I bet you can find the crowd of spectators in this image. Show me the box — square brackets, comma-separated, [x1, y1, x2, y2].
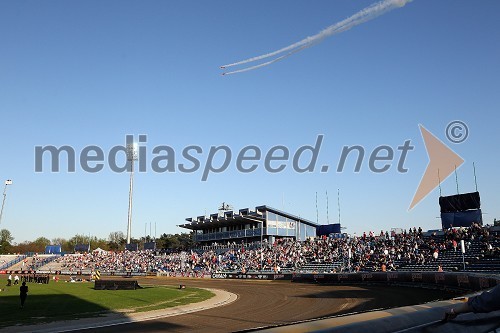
[18, 254, 57, 271]
[47, 223, 499, 275]
[52, 250, 157, 272]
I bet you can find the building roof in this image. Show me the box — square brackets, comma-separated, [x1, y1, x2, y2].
[256, 205, 318, 227]
[179, 205, 318, 231]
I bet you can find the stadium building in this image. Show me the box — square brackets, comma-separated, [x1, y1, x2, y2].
[180, 205, 322, 246]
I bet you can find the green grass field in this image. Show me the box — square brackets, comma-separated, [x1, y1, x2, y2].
[0, 280, 214, 328]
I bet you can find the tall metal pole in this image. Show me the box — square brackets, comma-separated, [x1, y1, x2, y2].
[326, 190, 329, 224]
[0, 180, 13, 227]
[473, 162, 478, 192]
[126, 160, 134, 244]
[260, 221, 263, 272]
[126, 143, 137, 245]
[461, 240, 466, 271]
[315, 192, 319, 224]
[337, 189, 341, 225]
[348, 247, 352, 273]
[438, 169, 442, 197]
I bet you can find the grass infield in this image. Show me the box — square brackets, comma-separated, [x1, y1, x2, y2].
[0, 280, 214, 328]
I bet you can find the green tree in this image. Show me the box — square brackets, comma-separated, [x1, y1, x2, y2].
[68, 234, 89, 247]
[90, 236, 109, 251]
[10, 241, 31, 254]
[107, 231, 126, 251]
[178, 232, 195, 249]
[158, 233, 194, 251]
[32, 236, 51, 253]
[52, 237, 71, 252]
[0, 229, 14, 254]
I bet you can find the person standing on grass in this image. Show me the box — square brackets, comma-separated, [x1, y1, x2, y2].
[20, 282, 28, 308]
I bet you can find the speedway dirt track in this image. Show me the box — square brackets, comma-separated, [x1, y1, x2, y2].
[78, 277, 457, 333]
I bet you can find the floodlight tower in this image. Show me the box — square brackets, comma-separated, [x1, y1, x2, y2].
[126, 143, 138, 245]
[0, 180, 13, 227]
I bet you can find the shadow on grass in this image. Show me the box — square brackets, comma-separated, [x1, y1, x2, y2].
[0, 293, 117, 328]
[0, 282, 207, 331]
[0, 289, 190, 331]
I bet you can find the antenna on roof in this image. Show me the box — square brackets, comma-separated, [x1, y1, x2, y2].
[218, 202, 233, 212]
[438, 169, 442, 197]
[473, 162, 478, 192]
[326, 190, 330, 224]
[315, 192, 319, 224]
[337, 189, 341, 225]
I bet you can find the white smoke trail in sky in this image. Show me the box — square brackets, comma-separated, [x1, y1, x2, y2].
[220, 0, 412, 74]
[222, 40, 323, 75]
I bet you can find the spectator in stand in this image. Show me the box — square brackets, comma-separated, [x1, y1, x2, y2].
[39, 223, 500, 276]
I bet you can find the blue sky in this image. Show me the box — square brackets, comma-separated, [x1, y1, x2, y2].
[1, 0, 499, 243]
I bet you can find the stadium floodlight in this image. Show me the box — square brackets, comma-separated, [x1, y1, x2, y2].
[126, 143, 138, 245]
[0, 179, 13, 226]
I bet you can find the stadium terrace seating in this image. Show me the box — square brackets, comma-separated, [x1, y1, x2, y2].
[37, 254, 86, 274]
[465, 258, 500, 274]
[6, 255, 58, 271]
[0, 254, 26, 270]
[396, 238, 500, 273]
[10, 225, 500, 277]
[298, 261, 344, 273]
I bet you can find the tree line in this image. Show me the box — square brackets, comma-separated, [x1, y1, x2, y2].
[0, 228, 194, 254]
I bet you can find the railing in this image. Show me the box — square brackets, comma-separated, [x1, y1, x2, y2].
[194, 228, 263, 242]
[35, 269, 148, 276]
[196, 241, 264, 252]
[258, 271, 500, 333]
[0, 255, 26, 270]
[33, 255, 59, 269]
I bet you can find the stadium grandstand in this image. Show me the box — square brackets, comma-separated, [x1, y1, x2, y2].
[0, 254, 25, 270]
[2, 198, 498, 277]
[179, 205, 320, 246]
[1, 222, 495, 277]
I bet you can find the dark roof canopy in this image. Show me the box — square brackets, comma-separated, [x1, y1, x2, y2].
[180, 205, 317, 231]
